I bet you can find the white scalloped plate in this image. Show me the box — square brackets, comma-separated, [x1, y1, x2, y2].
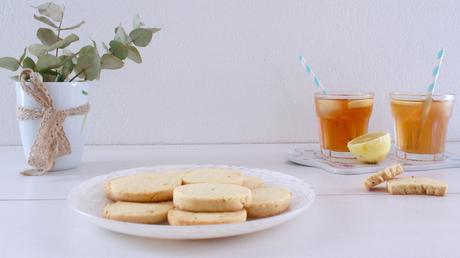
[67, 165, 315, 240]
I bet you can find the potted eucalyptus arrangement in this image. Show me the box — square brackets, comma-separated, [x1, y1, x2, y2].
[0, 2, 160, 175]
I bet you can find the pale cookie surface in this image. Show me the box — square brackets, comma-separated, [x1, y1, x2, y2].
[182, 167, 244, 185]
[168, 208, 247, 226]
[159, 170, 187, 183]
[387, 176, 448, 196]
[173, 183, 252, 212]
[242, 175, 265, 189]
[106, 173, 182, 202]
[103, 201, 174, 224]
[246, 187, 291, 218]
[364, 164, 403, 190]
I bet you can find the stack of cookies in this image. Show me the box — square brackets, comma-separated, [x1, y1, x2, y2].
[103, 167, 292, 225]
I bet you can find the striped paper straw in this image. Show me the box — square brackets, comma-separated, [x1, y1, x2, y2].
[299, 55, 326, 94]
[418, 48, 445, 143]
[427, 48, 445, 94]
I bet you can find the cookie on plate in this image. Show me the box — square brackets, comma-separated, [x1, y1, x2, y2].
[106, 173, 182, 202]
[182, 167, 244, 185]
[103, 201, 174, 224]
[173, 183, 252, 212]
[168, 208, 247, 226]
[242, 175, 265, 189]
[246, 187, 291, 218]
[363, 164, 403, 190]
[387, 176, 447, 196]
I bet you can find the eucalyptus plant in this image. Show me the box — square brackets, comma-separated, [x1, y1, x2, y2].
[0, 2, 160, 82]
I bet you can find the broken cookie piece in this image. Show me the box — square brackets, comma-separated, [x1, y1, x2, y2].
[387, 176, 448, 196]
[364, 164, 404, 190]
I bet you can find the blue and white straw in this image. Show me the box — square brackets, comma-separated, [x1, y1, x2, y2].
[299, 55, 326, 94]
[427, 48, 445, 94]
[419, 48, 446, 132]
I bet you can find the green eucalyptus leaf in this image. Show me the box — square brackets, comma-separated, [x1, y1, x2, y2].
[145, 28, 161, 33]
[75, 46, 101, 81]
[33, 14, 58, 28]
[129, 28, 153, 47]
[29, 44, 48, 56]
[60, 21, 85, 31]
[56, 73, 66, 82]
[36, 54, 60, 71]
[132, 14, 145, 29]
[22, 57, 36, 69]
[0, 57, 20, 71]
[18, 48, 27, 64]
[109, 40, 128, 59]
[62, 49, 78, 65]
[58, 54, 74, 65]
[40, 69, 58, 82]
[33, 2, 64, 22]
[62, 49, 73, 56]
[114, 26, 130, 44]
[101, 53, 124, 69]
[37, 28, 60, 45]
[59, 55, 74, 79]
[127, 45, 142, 63]
[44, 69, 58, 75]
[47, 33, 79, 50]
[79, 46, 95, 55]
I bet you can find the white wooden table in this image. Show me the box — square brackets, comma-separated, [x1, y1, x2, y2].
[1, 143, 459, 258]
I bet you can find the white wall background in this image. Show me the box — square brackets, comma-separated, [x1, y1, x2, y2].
[0, 0, 459, 145]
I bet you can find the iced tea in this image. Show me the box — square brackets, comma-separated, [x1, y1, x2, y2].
[390, 93, 454, 161]
[315, 92, 374, 158]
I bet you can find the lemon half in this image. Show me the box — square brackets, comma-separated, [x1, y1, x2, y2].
[347, 132, 391, 164]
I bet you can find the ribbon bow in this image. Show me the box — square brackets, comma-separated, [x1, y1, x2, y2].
[17, 69, 90, 176]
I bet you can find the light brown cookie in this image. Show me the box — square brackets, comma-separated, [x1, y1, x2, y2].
[103, 201, 174, 224]
[173, 183, 252, 212]
[106, 173, 182, 202]
[246, 187, 291, 218]
[242, 175, 265, 189]
[364, 164, 404, 190]
[167, 208, 247, 226]
[387, 176, 448, 196]
[182, 167, 244, 185]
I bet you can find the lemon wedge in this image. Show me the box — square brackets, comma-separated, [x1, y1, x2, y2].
[347, 132, 391, 163]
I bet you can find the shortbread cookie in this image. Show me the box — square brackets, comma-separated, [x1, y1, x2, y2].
[182, 167, 244, 185]
[167, 208, 247, 226]
[106, 173, 182, 202]
[103, 201, 174, 224]
[173, 183, 252, 212]
[387, 176, 448, 196]
[160, 170, 187, 183]
[246, 187, 291, 218]
[242, 175, 265, 189]
[364, 164, 403, 190]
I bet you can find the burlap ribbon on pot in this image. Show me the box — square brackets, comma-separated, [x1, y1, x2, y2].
[17, 69, 90, 176]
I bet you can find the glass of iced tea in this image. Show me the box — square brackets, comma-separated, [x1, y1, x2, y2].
[390, 92, 455, 161]
[315, 92, 374, 159]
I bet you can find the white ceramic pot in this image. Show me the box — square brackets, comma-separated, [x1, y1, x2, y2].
[15, 82, 90, 171]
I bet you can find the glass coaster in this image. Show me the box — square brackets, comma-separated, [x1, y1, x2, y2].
[285, 148, 460, 175]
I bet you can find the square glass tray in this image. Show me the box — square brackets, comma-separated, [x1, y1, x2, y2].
[285, 148, 460, 175]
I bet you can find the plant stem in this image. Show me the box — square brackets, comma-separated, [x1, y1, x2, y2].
[69, 71, 83, 82]
[55, 8, 64, 57]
